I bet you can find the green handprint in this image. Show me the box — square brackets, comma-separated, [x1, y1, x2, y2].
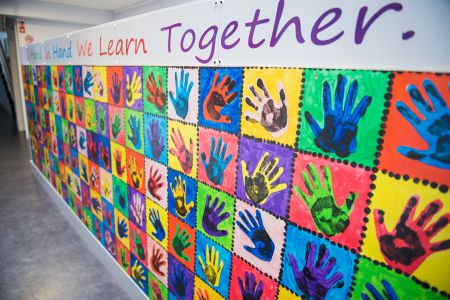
[98, 106, 106, 134]
[132, 229, 146, 260]
[294, 163, 357, 236]
[112, 113, 122, 139]
[120, 248, 129, 269]
[76, 102, 83, 121]
[171, 224, 192, 261]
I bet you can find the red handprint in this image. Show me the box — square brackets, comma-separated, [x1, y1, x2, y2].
[99, 142, 110, 169]
[169, 128, 193, 174]
[203, 72, 238, 123]
[150, 247, 166, 276]
[113, 149, 125, 177]
[374, 196, 450, 274]
[74, 68, 82, 91]
[147, 166, 164, 201]
[146, 72, 166, 111]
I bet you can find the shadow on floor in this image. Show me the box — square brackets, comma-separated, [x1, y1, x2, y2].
[0, 108, 130, 299]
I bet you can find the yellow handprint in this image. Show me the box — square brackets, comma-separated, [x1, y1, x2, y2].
[241, 152, 287, 206]
[126, 72, 142, 107]
[198, 245, 224, 287]
[128, 156, 143, 189]
[170, 175, 194, 218]
[131, 259, 146, 289]
[85, 104, 95, 129]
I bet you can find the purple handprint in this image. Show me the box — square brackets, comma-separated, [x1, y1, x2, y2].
[238, 272, 263, 300]
[147, 120, 165, 160]
[202, 195, 230, 237]
[288, 242, 344, 300]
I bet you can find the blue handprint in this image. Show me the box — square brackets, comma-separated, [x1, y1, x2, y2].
[78, 131, 86, 150]
[361, 280, 398, 300]
[305, 74, 372, 158]
[127, 115, 142, 150]
[58, 70, 64, 89]
[149, 208, 165, 242]
[117, 218, 128, 238]
[84, 71, 94, 96]
[396, 79, 450, 169]
[200, 137, 232, 185]
[237, 209, 274, 262]
[169, 69, 193, 119]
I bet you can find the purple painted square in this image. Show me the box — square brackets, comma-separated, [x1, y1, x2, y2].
[128, 187, 146, 231]
[236, 137, 293, 217]
[123, 66, 143, 111]
[168, 254, 194, 300]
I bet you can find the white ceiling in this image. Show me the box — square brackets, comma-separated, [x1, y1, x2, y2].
[36, 0, 156, 11]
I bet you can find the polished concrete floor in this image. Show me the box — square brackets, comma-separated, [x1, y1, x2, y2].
[0, 109, 130, 300]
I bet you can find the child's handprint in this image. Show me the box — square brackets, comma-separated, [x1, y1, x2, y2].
[396, 79, 450, 169]
[169, 69, 193, 118]
[305, 74, 372, 158]
[203, 72, 238, 123]
[170, 128, 193, 174]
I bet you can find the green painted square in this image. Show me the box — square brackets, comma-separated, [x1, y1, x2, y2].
[83, 207, 94, 234]
[67, 190, 76, 213]
[298, 69, 390, 167]
[113, 175, 129, 217]
[65, 66, 74, 94]
[124, 108, 144, 154]
[196, 182, 235, 251]
[84, 98, 97, 132]
[148, 272, 168, 300]
[47, 89, 54, 113]
[351, 257, 446, 299]
[143, 66, 167, 116]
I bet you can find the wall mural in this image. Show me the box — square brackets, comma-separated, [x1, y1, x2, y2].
[22, 64, 450, 300]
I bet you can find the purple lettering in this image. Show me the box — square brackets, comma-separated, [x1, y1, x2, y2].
[196, 25, 218, 64]
[181, 29, 196, 52]
[245, 9, 270, 49]
[270, 0, 305, 47]
[221, 21, 240, 50]
[311, 8, 343, 46]
[160, 23, 182, 52]
[355, 3, 402, 44]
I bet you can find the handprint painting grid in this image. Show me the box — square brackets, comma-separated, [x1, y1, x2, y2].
[24, 64, 450, 300]
[362, 173, 450, 293]
[289, 153, 372, 251]
[241, 68, 302, 147]
[298, 69, 389, 166]
[379, 73, 450, 186]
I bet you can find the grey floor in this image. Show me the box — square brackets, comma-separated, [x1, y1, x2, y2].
[0, 109, 131, 300]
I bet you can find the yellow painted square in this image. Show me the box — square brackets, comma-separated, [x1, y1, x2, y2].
[194, 276, 224, 300]
[115, 208, 130, 250]
[362, 173, 450, 292]
[146, 197, 168, 250]
[168, 120, 198, 178]
[90, 189, 103, 222]
[51, 66, 58, 90]
[278, 285, 301, 300]
[79, 153, 89, 184]
[241, 68, 302, 147]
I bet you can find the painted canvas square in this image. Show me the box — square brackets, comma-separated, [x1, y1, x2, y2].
[143, 66, 167, 116]
[145, 158, 168, 209]
[298, 69, 390, 167]
[144, 113, 168, 165]
[168, 168, 196, 228]
[126, 149, 145, 194]
[199, 68, 242, 134]
[108, 66, 124, 107]
[109, 105, 125, 145]
[198, 127, 238, 195]
[241, 68, 302, 147]
[236, 137, 293, 218]
[168, 254, 194, 300]
[82, 65, 94, 99]
[167, 67, 198, 123]
[93, 66, 108, 103]
[168, 214, 196, 271]
[123, 66, 143, 111]
[378, 73, 450, 186]
[168, 120, 198, 178]
[124, 108, 144, 154]
[362, 173, 450, 293]
[146, 197, 169, 250]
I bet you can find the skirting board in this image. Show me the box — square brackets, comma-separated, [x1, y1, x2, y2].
[31, 161, 148, 300]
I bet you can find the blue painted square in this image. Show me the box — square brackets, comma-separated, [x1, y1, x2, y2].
[168, 168, 196, 228]
[168, 254, 194, 300]
[72, 66, 83, 97]
[199, 68, 242, 134]
[144, 113, 168, 165]
[281, 224, 357, 299]
[195, 232, 231, 298]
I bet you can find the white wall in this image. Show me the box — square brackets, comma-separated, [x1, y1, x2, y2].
[17, 19, 89, 47]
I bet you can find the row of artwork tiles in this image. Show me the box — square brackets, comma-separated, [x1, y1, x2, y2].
[28, 122, 450, 298]
[30, 154, 450, 300]
[23, 66, 450, 187]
